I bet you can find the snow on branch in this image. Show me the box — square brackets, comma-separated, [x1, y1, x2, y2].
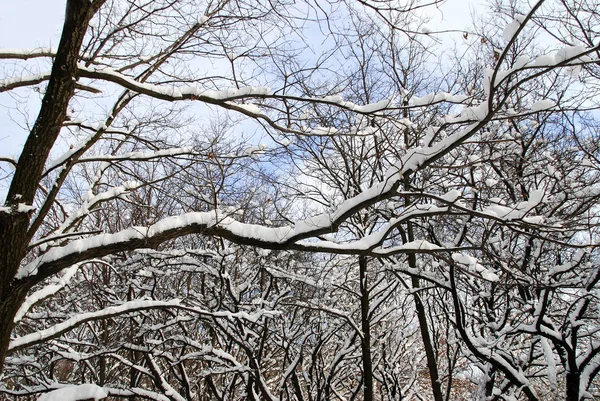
[13, 263, 80, 323]
[9, 300, 181, 351]
[0, 72, 52, 92]
[0, 47, 56, 59]
[37, 383, 107, 401]
[9, 299, 273, 352]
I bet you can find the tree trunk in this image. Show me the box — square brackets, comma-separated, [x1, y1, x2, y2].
[0, 0, 99, 374]
[566, 371, 580, 401]
[406, 211, 444, 401]
[411, 274, 444, 401]
[0, 289, 28, 371]
[359, 255, 374, 401]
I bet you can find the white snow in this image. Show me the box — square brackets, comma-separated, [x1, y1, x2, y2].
[502, 19, 522, 42]
[38, 384, 107, 401]
[243, 144, 267, 156]
[554, 45, 592, 77]
[229, 102, 262, 115]
[0, 72, 52, 90]
[9, 299, 182, 350]
[0, 47, 56, 57]
[530, 99, 555, 112]
[352, 98, 392, 113]
[532, 54, 555, 67]
[441, 189, 461, 202]
[14, 263, 80, 323]
[79, 65, 271, 101]
[452, 253, 499, 282]
[555, 45, 587, 64]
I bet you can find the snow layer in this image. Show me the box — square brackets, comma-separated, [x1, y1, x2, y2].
[38, 384, 106, 401]
[502, 17, 523, 42]
[10, 299, 181, 350]
[530, 99, 555, 112]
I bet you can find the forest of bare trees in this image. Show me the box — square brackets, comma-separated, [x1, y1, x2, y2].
[1, 0, 600, 399]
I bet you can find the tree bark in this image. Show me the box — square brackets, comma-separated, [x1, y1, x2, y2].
[0, 0, 99, 374]
[359, 255, 374, 401]
[404, 179, 444, 401]
[566, 371, 580, 401]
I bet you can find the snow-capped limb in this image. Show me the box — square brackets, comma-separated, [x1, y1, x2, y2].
[77, 64, 272, 102]
[13, 263, 80, 323]
[28, 90, 138, 245]
[37, 383, 107, 401]
[16, 200, 474, 281]
[487, 0, 545, 105]
[540, 338, 559, 395]
[289, 301, 363, 338]
[174, 335, 245, 368]
[17, 113, 544, 282]
[0, 47, 56, 59]
[93, 387, 173, 401]
[146, 355, 187, 401]
[65, 147, 198, 164]
[0, 156, 17, 167]
[0, 72, 52, 93]
[8, 299, 182, 352]
[449, 263, 540, 401]
[296, 204, 450, 252]
[75, 64, 472, 139]
[44, 129, 106, 174]
[385, 259, 451, 289]
[51, 181, 142, 238]
[9, 298, 272, 352]
[580, 353, 600, 399]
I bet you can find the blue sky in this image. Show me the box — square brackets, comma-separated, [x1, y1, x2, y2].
[0, 0, 476, 169]
[0, 1, 64, 159]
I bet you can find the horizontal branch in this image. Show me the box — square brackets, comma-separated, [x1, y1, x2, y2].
[9, 299, 273, 352]
[0, 72, 51, 93]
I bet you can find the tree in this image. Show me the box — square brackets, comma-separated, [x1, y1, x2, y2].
[1, 0, 600, 400]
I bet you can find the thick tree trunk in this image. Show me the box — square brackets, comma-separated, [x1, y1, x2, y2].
[566, 371, 580, 401]
[359, 255, 374, 401]
[0, 0, 99, 374]
[0, 289, 28, 372]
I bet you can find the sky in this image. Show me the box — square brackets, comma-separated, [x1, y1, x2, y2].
[0, 1, 64, 48]
[0, 1, 64, 159]
[0, 0, 477, 175]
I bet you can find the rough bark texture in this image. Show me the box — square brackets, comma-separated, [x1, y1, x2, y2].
[0, 0, 98, 373]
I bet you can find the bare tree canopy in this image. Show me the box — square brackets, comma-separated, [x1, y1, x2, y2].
[1, 0, 600, 400]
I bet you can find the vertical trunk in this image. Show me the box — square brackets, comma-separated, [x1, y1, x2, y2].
[411, 274, 444, 401]
[99, 319, 108, 386]
[0, 0, 99, 375]
[128, 285, 138, 401]
[359, 255, 374, 401]
[566, 371, 580, 401]
[484, 365, 496, 399]
[0, 289, 28, 372]
[400, 97, 444, 401]
[404, 182, 444, 401]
